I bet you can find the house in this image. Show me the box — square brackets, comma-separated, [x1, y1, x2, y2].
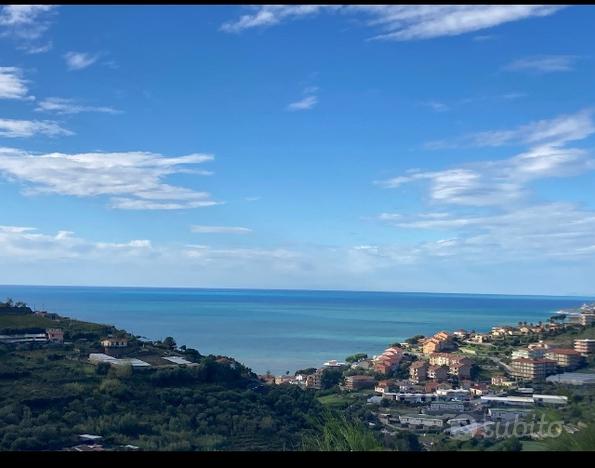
[575, 339, 595, 355]
[424, 381, 451, 393]
[469, 333, 491, 344]
[545, 349, 583, 370]
[344, 375, 376, 391]
[510, 357, 557, 381]
[375, 380, 394, 394]
[427, 365, 449, 382]
[409, 360, 428, 383]
[469, 383, 488, 396]
[274, 375, 294, 385]
[101, 337, 128, 348]
[422, 338, 443, 355]
[46, 328, 64, 344]
[491, 375, 515, 387]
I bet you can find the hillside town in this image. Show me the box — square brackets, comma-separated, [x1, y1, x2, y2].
[261, 303, 595, 443]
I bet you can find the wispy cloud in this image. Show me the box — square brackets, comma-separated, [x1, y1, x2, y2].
[377, 202, 595, 263]
[0, 67, 32, 100]
[0, 118, 73, 138]
[191, 225, 253, 234]
[221, 5, 565, 41]
[504, 54, 580, 73]
[424, 109, 594, 149]
[287, 94, 318, 111]
[420, 100, 450, 112]
[0, 148, 219, 210]
[377, 109, 595, 207]
[0, 5, 56, 53]
[64, 51, 99, 71]
[287, 85, 319, 111]
[35, 97, 121, 115]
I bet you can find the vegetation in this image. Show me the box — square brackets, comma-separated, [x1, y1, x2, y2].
[0, 301, 325, 451]
[301, 412, 383, 451]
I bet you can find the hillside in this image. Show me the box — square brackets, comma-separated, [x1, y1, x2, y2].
[0, 301, 324, 451]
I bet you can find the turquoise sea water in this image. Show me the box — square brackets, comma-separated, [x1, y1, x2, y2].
[0, 285, 592, 374]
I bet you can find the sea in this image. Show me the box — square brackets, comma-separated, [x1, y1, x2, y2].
[0, 285, 592, 375]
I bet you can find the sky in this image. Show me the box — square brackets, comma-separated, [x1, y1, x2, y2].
[1, 5, 595, 296]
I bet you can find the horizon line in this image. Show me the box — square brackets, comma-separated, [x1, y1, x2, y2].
[1, 283, 594, 300]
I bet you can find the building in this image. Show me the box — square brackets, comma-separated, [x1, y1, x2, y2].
[323, 359, 346, 368]
[491, 375, 515, 387]
[88, 353, 151, 368]
[512, 347, 546, 360]
[575, 339, 595, 355]
[579, 313, 595, 326]
[101, 337, 128, 348]
[399, 414, 444, 429]
[409, 360, 428, 383]
[545, 349, 583, 370]
[375, 380, 394, 394]
[344, 375, 376, 391]
[453, 329, 468, 338]
[427, 365, 449, 382]
[429, 353, 473, 378]
[422, 338, 443, 355]
[546, 372, 595, 386]
[46, 328, 64, 343]
[0, 333, 47, 344]
[510, 357, 557, 381]
[469, 383, 488, 396]
[305, 370, 323, 389]
[427, 401, 468, 413]
[373, 346, 404, 375]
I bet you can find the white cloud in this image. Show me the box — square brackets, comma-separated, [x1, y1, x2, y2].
[191, 225, 253, 234]
[378, 110, 595, 206]
[420, 100, 449, 112]
[221, 5, 564, 41]
[64, 51, 99, 71]
[35, 97, 121, 115]
[504, 55, 580, 73]
[425, 109, 595, 149]
[0, 148, 219, 210]
[0, 5, 56, 52]
[0, 67, 31, 100]
[377, 203, 595, 262]
[220, 5, 330, 33]
[0, 118, 72, 137]
[0, 225, 153, 262]
[287, 94, 318, 111]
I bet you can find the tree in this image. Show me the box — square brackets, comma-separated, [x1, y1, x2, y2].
[320, 369, 343, 389]
[345, 353, 368, 363]
[405, 335, 425, 345]
[163, 336, 177, 349]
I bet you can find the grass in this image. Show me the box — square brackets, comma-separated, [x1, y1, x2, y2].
[521, 440, 547, 451]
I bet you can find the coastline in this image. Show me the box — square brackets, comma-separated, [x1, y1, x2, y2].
[2, 286, 586, 375]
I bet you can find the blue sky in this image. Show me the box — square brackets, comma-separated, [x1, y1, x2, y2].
[1, 5, 595, 295]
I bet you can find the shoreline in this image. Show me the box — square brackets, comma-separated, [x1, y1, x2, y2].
[2, 287, 589, 375]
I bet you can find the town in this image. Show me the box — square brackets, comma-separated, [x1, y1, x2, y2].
[261, 303, 595, 449]
[1, 297, 594, 451]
